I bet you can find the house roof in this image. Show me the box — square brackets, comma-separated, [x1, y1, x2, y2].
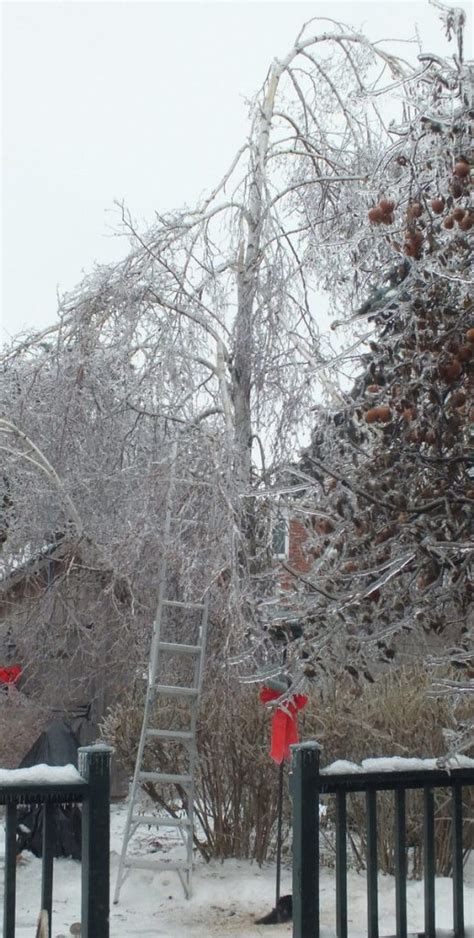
[0, 535, 74, 593]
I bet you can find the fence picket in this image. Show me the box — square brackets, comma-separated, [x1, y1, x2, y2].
[394, 787, 407, 938]
[335, 790, 348, 938]
[366, 789, 379, 938]
[452, 782, 464, 937]
[423, 787, 436, 938]
[40, 802, 54, 938]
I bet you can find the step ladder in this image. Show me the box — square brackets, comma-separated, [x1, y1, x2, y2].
[114, 442, 210, 903]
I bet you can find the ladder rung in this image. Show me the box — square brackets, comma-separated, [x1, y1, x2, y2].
[124, 858, 191, 873]
[131, 814, 190, 828]
[158, 641, 202, 655]
[162, 600, 205, 610]
[145, 729, 194, 741]
[153, 684, 199, 697]
[139, 771, 192, 785]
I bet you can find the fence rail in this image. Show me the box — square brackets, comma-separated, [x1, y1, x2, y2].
[291, 742, 474, 938]
[0, 744, 112, 938]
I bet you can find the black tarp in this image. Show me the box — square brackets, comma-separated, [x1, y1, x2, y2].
[16, 721, 82, 859]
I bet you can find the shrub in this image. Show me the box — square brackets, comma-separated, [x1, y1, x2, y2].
[101, 664, 289, 863]
[102, 663, 472, 873]
[305, 665, 473, 877]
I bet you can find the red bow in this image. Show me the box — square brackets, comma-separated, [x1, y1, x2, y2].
[259, 687, 308, 763]
[0, 665, 22, 685]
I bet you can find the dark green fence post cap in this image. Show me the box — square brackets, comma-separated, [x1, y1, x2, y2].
[78, 744, 114, 781]
[290, 742, 322, 797]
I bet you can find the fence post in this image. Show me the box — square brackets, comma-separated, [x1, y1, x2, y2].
[291, 741, 321, 938]
[78, 744, 113, 938]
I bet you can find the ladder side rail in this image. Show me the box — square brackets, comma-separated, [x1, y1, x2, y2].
[148, 439, 179, 687]
[113, 684, 157, 903]
[184, 598, 210, 897]
[196, 598, 210, 693]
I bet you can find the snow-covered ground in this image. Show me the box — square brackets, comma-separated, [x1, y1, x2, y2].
[1, 800, 473, 937]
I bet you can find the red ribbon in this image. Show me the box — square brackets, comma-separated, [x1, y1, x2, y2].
[0, 665, 22, 685]
[259, 686, 308, 764]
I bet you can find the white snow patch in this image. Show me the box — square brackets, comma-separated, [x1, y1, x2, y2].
[362, 757, 438, 772]
[0, 764, 82, 786]
[0, 801, 472, 937]
[321, 760, 364, 775]
[322, 755, 474, 775]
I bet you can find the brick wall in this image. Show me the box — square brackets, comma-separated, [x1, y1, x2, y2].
[276, 517, 312, 592]
[287, 518, 312, 573]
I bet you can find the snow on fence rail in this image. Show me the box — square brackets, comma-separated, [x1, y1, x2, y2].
[291, 743, 474, 938]
[0, 744, 113, 938]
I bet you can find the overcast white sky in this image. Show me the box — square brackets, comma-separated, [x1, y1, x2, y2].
[2, 0, 472, 343]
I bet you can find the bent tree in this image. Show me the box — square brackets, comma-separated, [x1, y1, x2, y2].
[1, 6, 470, 697]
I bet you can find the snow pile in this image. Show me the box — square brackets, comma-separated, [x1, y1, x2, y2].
[0, 764, 82, 786]
[321, 755, 474, 775]
[0, 802, 473, 936]
[320, 760, 364, 775]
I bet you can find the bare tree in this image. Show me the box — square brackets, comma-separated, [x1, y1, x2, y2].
[1, 5, 470, 713]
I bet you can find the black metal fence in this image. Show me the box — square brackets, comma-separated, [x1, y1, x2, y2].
[291, 741, 474, 938]
[1, 744, 112, 938]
